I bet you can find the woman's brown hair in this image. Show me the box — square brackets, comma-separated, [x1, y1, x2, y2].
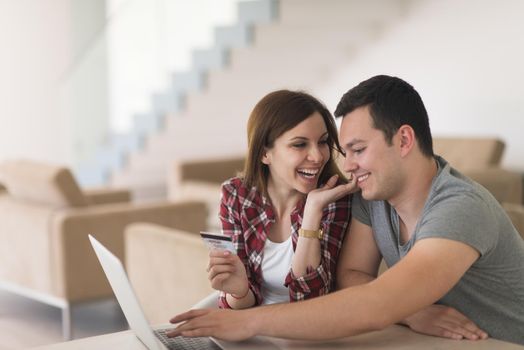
[243, 90, 346, 195]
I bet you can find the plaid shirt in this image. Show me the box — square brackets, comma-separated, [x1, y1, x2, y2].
[218, 177, 351, 308]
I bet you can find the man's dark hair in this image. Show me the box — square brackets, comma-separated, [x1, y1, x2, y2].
[334, 75, 434, 157]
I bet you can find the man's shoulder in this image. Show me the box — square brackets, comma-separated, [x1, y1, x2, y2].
[431, 163, 494, 208]
[353, 191, 388, 210]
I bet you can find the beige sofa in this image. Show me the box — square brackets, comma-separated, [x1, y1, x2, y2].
[125, 223, 214, 324]
[433, 137, 523, 204]
[0, 159, 207, 339]
[168, 156, 245, 230]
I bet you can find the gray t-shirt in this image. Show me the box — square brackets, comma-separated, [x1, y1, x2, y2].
[352, 156, 524, 345]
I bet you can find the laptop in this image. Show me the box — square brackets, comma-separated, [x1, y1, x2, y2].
[88, 234, 223, 350]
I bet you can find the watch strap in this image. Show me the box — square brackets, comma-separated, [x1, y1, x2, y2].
[298, 228, 323, 239]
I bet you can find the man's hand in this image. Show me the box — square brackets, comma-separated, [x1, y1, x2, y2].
[166, 308, 255, 341]
[403, 304, 488, 340]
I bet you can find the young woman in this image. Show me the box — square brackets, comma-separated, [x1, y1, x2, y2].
[208, 90, 356, 309]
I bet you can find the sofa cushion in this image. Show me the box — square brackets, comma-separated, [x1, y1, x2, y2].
[503, 203, 524, 239]
[433, 137, 504, 171]
[0, 160, 88, 207]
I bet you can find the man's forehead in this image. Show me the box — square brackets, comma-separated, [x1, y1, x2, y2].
[339, 112, 373, 144]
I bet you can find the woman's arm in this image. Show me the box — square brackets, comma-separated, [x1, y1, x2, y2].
[215, 180, 261, 309]
[287, 175, 355, 299]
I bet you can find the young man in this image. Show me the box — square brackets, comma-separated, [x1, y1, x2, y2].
[167, 76, 524, 345]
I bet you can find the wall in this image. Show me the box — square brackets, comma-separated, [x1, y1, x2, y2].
[316, 0, 524, 171]
[107, 0, 237, 132]
[66, 0, 109, 168]
[0, 0, 107, 168]
[2, 0, 522, 173]
[0, 0, 73, 165]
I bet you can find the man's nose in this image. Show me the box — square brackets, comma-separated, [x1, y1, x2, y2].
[343, 154, 358, 173]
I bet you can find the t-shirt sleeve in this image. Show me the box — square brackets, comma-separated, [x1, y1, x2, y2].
[416, 191, 498, 257]
[351, 191, 372, 226]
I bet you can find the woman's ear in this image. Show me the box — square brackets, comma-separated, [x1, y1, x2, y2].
[261, 148, 271, 165]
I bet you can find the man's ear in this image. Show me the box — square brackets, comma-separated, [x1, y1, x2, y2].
[397, 125, 415, 157]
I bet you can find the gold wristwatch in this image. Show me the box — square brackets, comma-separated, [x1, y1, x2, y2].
[298, 228, 323, 239]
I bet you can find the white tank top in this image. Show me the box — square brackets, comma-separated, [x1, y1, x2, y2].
[260, 235, 294, 305]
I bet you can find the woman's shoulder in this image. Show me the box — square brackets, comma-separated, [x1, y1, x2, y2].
[221, 176, 246, 192]
[221, 177, 254, 197]
[221, 177, 263, 205]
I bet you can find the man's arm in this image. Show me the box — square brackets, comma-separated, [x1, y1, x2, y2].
[336, 217, 382, 288]
[337, 218, 487, 340]
[169, 237, 480, 341]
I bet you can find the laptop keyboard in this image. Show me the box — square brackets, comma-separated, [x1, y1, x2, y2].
[154, 329, 222, 350]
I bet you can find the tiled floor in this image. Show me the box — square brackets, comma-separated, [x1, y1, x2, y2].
[0, 290, 127, 349]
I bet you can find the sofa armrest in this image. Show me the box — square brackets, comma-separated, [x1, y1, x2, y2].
[125, 222, 214, 323]
[168, 157, 244, 199]
[49, 200, 207, 301]
[502, 203, 524, 239]
[169, 180, 222, 230]
[434, 137, 505, 170]
[83, 187, 131, 205]
[464, 168, 523, 204]
[0, 197, 59, 296]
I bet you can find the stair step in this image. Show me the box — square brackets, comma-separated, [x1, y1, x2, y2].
[278, 0, 405, 24]
[107, 0, 412, 194]
[252, 23, 380, 49]
[237, 0, 277, 25]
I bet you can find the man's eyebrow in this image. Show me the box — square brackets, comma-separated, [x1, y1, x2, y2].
[345, 139, 365, 148]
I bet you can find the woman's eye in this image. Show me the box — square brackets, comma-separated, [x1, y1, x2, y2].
[292, 143, 306, 148]
[353, 148, 365, 154]
[319, 139, 328, 145]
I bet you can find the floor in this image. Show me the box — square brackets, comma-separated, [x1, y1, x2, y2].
[0, 290, 127, 349]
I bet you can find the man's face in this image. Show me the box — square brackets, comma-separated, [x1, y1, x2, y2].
[339, 106, 403, 201]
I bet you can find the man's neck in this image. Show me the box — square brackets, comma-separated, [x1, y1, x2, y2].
[389, 156, 438, 240]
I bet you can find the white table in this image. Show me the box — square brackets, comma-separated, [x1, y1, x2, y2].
[30, 324, 524, 350]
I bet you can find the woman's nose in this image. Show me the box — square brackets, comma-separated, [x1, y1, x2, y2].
[307, 146, 324, 163]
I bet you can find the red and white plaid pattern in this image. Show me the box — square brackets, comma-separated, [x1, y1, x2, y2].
[218, 177, 351, 308]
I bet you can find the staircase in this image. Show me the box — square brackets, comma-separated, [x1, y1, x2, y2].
[103, 0, 414, 199]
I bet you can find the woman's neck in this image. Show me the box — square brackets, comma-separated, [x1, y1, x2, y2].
[266, 181, 304, 219]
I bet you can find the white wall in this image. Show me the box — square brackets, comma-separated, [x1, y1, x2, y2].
[107, 0, 237, 132]
[66, 0, 109, 168]
[316, 0, 524, 171]
[0, 0, 107, 167]
[0, 0, 73, 165]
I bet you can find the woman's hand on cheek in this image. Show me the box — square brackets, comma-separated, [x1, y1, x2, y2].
[306, 174, 357, 211]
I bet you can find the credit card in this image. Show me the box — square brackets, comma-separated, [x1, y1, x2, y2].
[200, 231, 236, 254]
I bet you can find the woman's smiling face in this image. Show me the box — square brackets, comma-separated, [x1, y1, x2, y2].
[262, 112, 330, 195]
